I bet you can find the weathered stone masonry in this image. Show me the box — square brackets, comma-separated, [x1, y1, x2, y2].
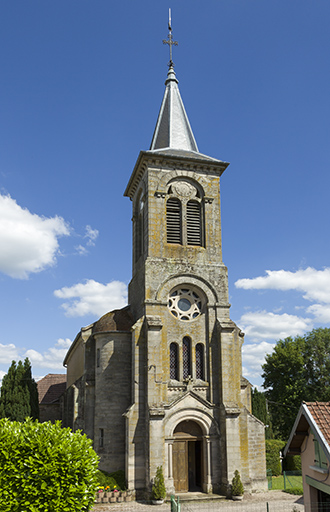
[63, 61, 266, 496]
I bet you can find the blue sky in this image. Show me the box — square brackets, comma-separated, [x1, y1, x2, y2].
[1, 1, 330, 388]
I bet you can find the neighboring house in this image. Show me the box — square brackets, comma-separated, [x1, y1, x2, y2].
[284, 402, 330, 511]
[37, 374, 66, 423]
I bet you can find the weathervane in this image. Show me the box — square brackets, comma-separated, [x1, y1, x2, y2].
[163, 8, 178, 68]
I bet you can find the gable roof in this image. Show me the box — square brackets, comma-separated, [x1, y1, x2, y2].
[284, 402, 330, 461]
[37, 374, 66, 404]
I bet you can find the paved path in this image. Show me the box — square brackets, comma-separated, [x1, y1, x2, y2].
[92, 490, 303, 512]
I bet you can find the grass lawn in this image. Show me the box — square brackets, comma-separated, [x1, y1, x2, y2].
[271, 475, 303, 491]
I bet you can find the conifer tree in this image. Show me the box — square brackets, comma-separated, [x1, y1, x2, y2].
[0, 358, 39, 421]
[251, 387, 273, 439]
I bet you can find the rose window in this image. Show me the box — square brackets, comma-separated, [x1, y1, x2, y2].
[168, 288, 202, 321]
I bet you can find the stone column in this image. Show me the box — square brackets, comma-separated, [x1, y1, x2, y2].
[165, 438, 175, 494]
[203, 435, 212, 493]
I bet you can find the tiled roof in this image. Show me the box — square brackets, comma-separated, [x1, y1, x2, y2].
[37, 374, 66, 404]
[305, 402, 330, 446]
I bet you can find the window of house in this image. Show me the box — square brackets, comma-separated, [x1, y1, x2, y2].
[196, 343, 204, 380]
[313, 437, 328, 470]
[170, 343, 179, 380]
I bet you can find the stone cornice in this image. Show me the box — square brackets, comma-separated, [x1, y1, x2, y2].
[124, 150, 229, 200]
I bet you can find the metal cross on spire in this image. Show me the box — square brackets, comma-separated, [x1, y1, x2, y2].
[162, 8, 178, 68]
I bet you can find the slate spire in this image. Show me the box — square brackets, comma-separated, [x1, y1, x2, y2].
[149, 13, 199, 153]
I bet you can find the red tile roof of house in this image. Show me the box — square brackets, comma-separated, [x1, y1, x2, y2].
[305, 402, 330, 446]
[37, 374, 66, 404]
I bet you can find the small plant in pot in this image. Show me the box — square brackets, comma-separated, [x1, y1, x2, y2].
[151, 466, 166, 505]
[231, 470, 244, 500]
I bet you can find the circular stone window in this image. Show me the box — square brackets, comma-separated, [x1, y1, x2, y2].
[168, 288, 203, 321]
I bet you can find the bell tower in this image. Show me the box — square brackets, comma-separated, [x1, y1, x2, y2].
[123, 16, 266, 496]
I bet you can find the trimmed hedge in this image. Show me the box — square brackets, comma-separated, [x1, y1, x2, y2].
[266, 439, 285, 476]
[283, 454, 302, 471]
[0, 418, 99, 511]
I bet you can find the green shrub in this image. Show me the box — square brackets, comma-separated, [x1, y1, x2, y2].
[0, 418, 99, 511]
[283, 487, 303, 495]
[151, 466, 166, 501]
[231, 470, 244, 496]
[266, 439, 285, 476]
[96, 469, 125, 490]
[109, 469, 126, 490]
[283, 454, 302, 471]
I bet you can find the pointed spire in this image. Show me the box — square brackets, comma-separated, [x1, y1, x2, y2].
[149, 13, 199, 153]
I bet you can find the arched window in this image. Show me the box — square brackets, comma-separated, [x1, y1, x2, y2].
[187, 200, 202, 246]
[166, 198, 182, 244]
[182, 337, 191, 379]
[196, 343, 204, 380]
[135, 195, 145, 261]
[170, 343, 179, 380]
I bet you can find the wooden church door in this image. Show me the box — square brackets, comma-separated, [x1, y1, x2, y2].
[173, 440, 188, 492]
[172, 420, 204, 492]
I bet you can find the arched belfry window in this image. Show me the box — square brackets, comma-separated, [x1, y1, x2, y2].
[170, 343, 179, 380]
[166, 198, 182, 244]
[182, 337, 191, 379]
[135, 194, 145, 261]
[196, 343, 204, 380]
[187, 200, 202, 246]
[166, 180, 204, 247]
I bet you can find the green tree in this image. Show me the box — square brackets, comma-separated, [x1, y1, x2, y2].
[251, 387, 273, 439]
[0, 358, 39, 421]
[262, 328, 330, 440]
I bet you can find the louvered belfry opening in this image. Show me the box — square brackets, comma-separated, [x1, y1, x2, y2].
[170, 342, 179, 380]
[196, 343, 204, 380]
[187, 200, 202, 246]
[166, 198, 182, 244]
[182, 337, 191, 379]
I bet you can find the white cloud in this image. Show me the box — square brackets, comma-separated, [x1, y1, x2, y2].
[235, 267, 330, 304]
[306, 304, 330, 323]
[84, 225, 99, 246]
[54, 279, 128, 317]
[242, 341, 276, 382]
[239, 310, 313, 341]
[25, 338, 72, 370]
[75, 244, 88, 256]
[0, 343, 20, 364]
[0, 194, 70, 279]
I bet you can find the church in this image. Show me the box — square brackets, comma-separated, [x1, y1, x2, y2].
[63, 21, 266, 497]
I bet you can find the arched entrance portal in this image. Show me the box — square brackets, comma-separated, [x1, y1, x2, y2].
[173, 420, 203, 492]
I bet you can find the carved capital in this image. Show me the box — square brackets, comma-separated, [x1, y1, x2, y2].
[146, 315, 163, 330]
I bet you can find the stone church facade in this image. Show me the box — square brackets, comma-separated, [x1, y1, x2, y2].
[63, 54, 266, 496]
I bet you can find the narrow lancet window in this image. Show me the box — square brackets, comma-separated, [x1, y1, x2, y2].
[170, 343, 179, 380]
[196, 343, 204, 380]
[182, 337, 191, 379]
